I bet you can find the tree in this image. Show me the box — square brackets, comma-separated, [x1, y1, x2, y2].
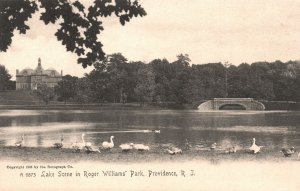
[149, 58, 172, 102]
[88, 53, 133, 103]
[86, 56, 142, 103]
[87, 62, 112, 102]
[106, 53, 129, 103]
[269, 60, 300, 101]
[169, 54, 192, 104]
[134, 65, 156, 105]
[285, 61, 300, 101]
[72, 77, 93, 103]
[269, 61, 289, 101]
[249, 62, 275, 100]
[122, 61, 143, 102]
[36, 83, 55, 104]
[54, 75, 78, 103]
[174, 53, 191, 67]
[188, 63, 225, 102]
[0, 64, 12, 91]
[0, 0, 146, 67]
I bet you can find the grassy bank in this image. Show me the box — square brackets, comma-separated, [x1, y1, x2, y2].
[1, 146, 299, 163]
[261, 101, 300, 110]
[0, 103, 167, 110]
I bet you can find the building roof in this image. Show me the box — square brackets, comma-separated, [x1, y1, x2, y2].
[44, 69, 61, 76]
[19, 69, 34, 75]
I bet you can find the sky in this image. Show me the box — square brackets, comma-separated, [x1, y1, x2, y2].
[1, 0, 300, 79]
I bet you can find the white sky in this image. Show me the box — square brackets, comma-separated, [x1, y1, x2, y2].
[1, 0, 300, 79]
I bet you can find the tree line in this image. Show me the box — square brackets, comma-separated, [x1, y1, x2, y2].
[54, 53, 300, 104]
[1, 53, 299, 104]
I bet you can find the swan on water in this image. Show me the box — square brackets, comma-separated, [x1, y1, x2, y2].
[53, 138, 64, 149]
[85, 145, 101, 153]
[167, 147, 182, 155]
[210, 143, 217, 151]
[15, 134, 24, 147]
[119, 143, 134, 152]
[81, 133, 99, 153]
[281, 147, 295, 157]
[84, 144, 101, 153]
[133, 144, 150, 151]
[81, 133, 92, 147]
[249, 138, 261, 154]
[102, 136, 114, 149]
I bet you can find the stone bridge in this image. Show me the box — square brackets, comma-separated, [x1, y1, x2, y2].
[197, 98, 265, 110]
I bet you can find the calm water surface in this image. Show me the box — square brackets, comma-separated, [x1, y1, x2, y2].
[0, 109, 299, 151]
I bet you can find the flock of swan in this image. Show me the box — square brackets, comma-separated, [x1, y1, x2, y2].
[13, 134, 300, 158]
[13, 133, 150, 153]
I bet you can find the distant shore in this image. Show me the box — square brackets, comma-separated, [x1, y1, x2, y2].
[0, 101, 299, 110]
[0, 102, 191, 110]
[1, 90, 299, 110]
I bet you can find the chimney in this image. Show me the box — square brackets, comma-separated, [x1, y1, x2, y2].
[16, 69, 19, 75]
[61, 70, 63, 76]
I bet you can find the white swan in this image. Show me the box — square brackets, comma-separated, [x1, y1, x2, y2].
[249, 138, 261, 154]
[81, 133, 97, 153]
[84, 145, 101, 153]
[102, 136, 114, 149]
[133, 144, 150, 151]
[167, 147, 182, 155]
[119, 143, 134, 152]
[53, 138, 64, 149]
[15, 135, 24, 147]
[82, 133, 92, 147]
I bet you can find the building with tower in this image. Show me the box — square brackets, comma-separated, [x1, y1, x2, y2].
[16, 58, 63, 90]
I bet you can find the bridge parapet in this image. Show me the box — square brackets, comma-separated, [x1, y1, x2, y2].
[252, 100, 265, 110]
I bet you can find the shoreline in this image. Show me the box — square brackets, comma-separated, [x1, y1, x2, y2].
[1, 146, 299, 163]
[0, 102, 299, 110]
[0, 103, 187, 110]
[1, 146, 300, 191]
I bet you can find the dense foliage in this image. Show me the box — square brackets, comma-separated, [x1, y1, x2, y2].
[0, 0, 146, 67]
[36, 82, 55, 104]
[0, 64, 14, 91]
[53, 53, 300, 104]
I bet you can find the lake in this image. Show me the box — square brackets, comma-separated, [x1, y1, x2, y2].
[0, 109, 300, 152]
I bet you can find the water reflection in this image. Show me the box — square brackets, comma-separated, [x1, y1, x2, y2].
[0, 110, 299, 152]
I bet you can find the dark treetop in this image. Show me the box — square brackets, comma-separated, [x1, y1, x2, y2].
[0, 0, 146, 68]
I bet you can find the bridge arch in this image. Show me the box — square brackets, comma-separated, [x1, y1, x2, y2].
[219, 104, 247, 110]
[197, 98, 265, 111]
